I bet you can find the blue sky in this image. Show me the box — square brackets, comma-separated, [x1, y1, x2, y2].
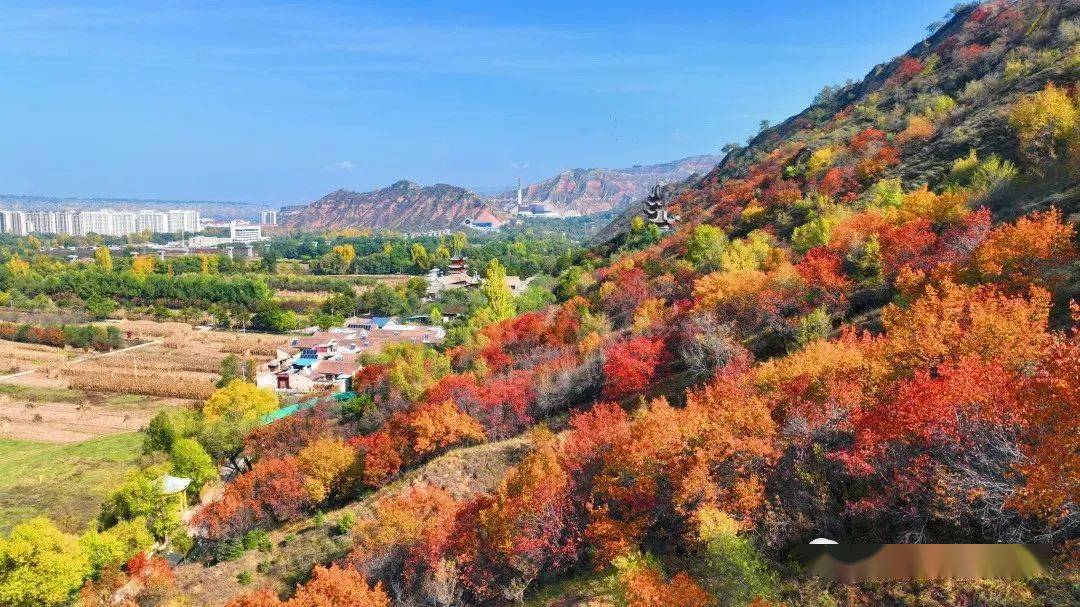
[0, 0, 958, 205]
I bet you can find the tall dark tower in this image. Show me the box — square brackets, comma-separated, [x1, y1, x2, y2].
[642, 184, 679, 230]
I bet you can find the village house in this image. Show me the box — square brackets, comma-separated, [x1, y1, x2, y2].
[262, 318, 445, 393]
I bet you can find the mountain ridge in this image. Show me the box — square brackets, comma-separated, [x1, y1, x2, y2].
[279, 154, 722, 232]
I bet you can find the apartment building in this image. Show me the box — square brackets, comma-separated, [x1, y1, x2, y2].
[0, 208, 203, 237]
[137, 210, 170, 233]
[168, 209, 200, 233]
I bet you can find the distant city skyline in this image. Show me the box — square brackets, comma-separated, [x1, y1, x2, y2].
[0, 1, 958, 204]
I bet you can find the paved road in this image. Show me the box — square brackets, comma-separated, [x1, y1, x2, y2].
[0, 339, 163, 382]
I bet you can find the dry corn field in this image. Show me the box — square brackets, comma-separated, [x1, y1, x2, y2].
[0, 341, 75, 373]
[91, 349, 223, 374]
[62, 366, 218, 400]
[0, 320, 289, 441]
[217, 334, 286, 356]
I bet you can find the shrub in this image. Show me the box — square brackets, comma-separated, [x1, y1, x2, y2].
[214, 538, 244, 563]
[237, 570, 253, 585]
[696, 507, 777, 606]
[335, 512, 356, 536]
[243, 529, 273, 553]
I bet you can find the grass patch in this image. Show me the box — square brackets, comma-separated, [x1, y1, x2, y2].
[524, 570, 613, 607]
[0, 433, 144, 534]
[0, 383, 84, 402]
[103, 393, 150, 408]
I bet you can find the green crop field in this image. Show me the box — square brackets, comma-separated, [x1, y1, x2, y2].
[0, 433, 144, 534]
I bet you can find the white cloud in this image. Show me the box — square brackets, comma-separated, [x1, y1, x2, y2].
[333, 160, 356, 171]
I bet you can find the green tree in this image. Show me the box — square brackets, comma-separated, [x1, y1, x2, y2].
[697, 508, 776, 606]
[85, 297, 118, 320]
[143, 408, 200, 454]
[260, 249, 280, 273]
[516, 276, 556, 313]
[685, 224, 728, 269]
[169, 437, 218, 492]
[481, 259, 515, 322]
[217, 354, 242, 388]
[102, 466, 181, 541]
[793, 306, 831, 350]
[311, 311, 345, 330]
[449, 232, 468, 256]
[410, 242, 432, 270]
[0, 517, 90, 607]
[80, 517, 153, 575]
[849, 234, 885, 288]
[791, 214, 838, 254]
[251, 301, 299, 332]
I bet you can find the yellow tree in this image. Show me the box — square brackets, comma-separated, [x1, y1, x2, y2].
[1010, 83, 1078, 158]
[482, 259, 516, 322]
[94, 247, 113, 272]
[0, 517, 90, 607]
[332, 244, 356, 268]
[410, 242, 432, 270]
[6, 255, 30, 278]
[202, 379, 279, 421]
[450, 232, 468, 256]
[131, 255, 156, 277]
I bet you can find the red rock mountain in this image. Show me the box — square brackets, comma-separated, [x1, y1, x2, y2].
[279, 180, 495, 232]
[490, 154, 721, 214]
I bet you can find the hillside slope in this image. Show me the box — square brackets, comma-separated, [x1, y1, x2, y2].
[179, 3, 1080, 607]
[175, 437, 530, 606]
[595, 2, 1080, 243]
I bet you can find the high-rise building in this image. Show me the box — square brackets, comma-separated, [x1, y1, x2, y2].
[5, 211, 31, 236]
[112, 211, 137, 236]
[137, 210, 169, 233]
[167, 209, 200, 233]
[77, 210, 113, 236]
[1, 210, 33, 235]
[261, 210, 278, 225]
[55, 211, 78, 235]
[1, 208, 202, 237]
[26, 211, 58, 235]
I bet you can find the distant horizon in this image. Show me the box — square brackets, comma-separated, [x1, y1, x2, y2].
[1, 1, 957, 203]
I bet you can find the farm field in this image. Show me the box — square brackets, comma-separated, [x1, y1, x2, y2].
[0, 319, 291, 442]
[0, 432, 144, 534]
[0, 319, 292, 533]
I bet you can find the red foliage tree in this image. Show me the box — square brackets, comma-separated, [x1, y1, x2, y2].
[288, 565, 390, 607]
[600, 266, 650, 326]
[451, 431, 577, 603]
[794, 247, 853, 313]
[887, 56, 924, 86]
[841, 357, 1023, 473]
[602, 337, 665, 401]
[194, 455, 310, 540]
[244, 405, 333, 460]
[356, 431, 402, 488]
